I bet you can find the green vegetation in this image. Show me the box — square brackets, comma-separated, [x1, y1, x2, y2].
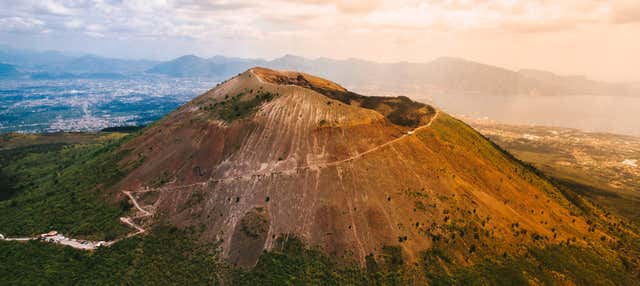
[0, 132, 120, 150]
[421, 113, 575, 212]
[232, 237, 422, 286]
[100, 125, 146, 133]
[478, 124, 640, 225]
[435, 115, 640, 254]
[1, 232, 403, 286]
[0, 143, 65, 200]
[233, 236, 365, 285]
[4, 231, 636, 286]
[0, 135, 137, 240]
[422, 245, 637, 286]
[203, 91, 276, 122]
[0, 226, 226, 286]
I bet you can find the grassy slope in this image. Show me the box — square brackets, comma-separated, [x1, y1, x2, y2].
[415, 114, 640, 284]
[422, 244, 637, 286]
[201, 90, 276, 122]
[524, 153, 640, 224]
[422, 113, 576, 213]
[0, 132, 137, 240]
[0, 226, 225, 286]
[478, 129, 640, 224]
[0, 132, 111, 150]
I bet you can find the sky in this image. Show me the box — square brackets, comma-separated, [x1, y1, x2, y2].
[1, 0, 640, 82]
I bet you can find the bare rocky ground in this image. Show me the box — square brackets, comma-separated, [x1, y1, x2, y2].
[102, 67, 617, 267]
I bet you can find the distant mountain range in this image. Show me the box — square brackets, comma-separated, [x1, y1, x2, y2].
[147, 55, 267, 77]
[0, 46, 158, 78]
[136, 53, 639, 97]
[0, 46, 637, 97]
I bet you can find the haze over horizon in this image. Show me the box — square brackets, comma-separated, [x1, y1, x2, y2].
[1, 0, 640, 83]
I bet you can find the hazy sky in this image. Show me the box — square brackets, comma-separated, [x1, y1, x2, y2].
[1, 0, 639, 82]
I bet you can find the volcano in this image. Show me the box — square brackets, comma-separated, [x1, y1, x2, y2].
[112, 67, 605, 268]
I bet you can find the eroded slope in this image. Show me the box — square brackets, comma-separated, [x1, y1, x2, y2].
[110, 67, 615, 268]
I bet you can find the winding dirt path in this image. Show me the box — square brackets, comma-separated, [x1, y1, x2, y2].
[0, 191, 153, 250]
[123, 191, 151, 217]
[117, 190, 152, 239]
[324, 110, 438, 167]
[139, 109, 439, 193]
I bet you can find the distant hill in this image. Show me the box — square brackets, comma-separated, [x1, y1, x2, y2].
[146, 55, 215, 77]
[146, 55, 639, 97]
[0, 47, 74, 69]
[2, 46, 636, 97]
[147, 55, 266, 77]
[62, 55, 158, 74]
[0, 47, 158, 75]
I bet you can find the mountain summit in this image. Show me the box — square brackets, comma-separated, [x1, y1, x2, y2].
[113, 67, 608, 268]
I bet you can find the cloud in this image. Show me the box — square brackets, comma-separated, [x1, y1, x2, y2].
[501, 20, 577, 34]
[64, 19, 83, 29]
[35, 0, 76, 16]
[611, 1, 640, 24]
[279, 0, 384, 14]
[0, 16, 45, 33]
[500, 14, 601, 34]
[333, 0, 383, 14]
[177, 0, 253, 11]
[0, 0, 614, 42]
[0, 0, 639, 82]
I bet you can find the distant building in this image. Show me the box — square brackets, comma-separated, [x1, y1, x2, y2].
[40, 231, 58, 238]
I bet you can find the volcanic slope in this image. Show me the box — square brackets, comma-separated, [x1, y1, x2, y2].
[112, 67, 612, 267]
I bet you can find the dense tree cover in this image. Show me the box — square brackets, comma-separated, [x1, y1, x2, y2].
[0, 137, 135, 240]
[422, 245, 637, 285]
[2, 231, 637, 286]
[0, 143, 67, 200]
[0, 226, 225, 285]
[100, 125, 145, 133]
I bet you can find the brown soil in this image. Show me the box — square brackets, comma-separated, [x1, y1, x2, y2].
[108, 67, 601, 267]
